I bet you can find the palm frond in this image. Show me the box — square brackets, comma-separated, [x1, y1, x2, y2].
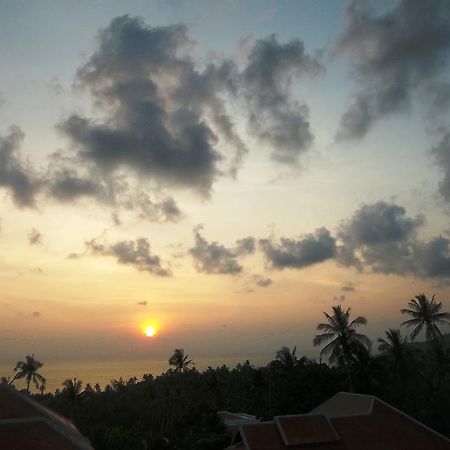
[313, 333, 335, 346]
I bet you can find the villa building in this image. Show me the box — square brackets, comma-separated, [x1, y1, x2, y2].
[225, 392, 450, 450]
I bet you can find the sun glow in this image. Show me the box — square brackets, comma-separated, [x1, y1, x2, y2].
[143, 324, 157, 337]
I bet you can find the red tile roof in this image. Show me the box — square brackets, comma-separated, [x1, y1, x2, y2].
[275, 414, 340, 446]
[0, 385, 93, 450]
[237, 392, 450, 450]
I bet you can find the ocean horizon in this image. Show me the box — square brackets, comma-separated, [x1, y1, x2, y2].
[0, 354, 273, 394]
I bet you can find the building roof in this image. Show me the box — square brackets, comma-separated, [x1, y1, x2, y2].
[0, 384, 93, 450]
[236, 392, 450, 450]
[309, 391, 374, 417]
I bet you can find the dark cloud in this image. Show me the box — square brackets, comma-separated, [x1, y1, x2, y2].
[241, 34, 323, 163]
[136, 300, 147, 306]
[337, 201, 423, 273]
[59, 16, 238, 196]
[189, 226, 255, 275]
[260, 227, 336, 269]
[336, 0, 450, 140]
[339, 201, 423, 247]
[414, 236, 450, 278]
[47, 168, 103, 202]
[130, 193, 183, 222]
[28, 228, 42, 246]
[86, 236, 171, 277]
[432, 131, 450, 202]
[111, 212, 121, 226]
[235, 236, 256, 255]
[55, 15, 323, 207]
[31, 311, 41, 318]
[0, 127, 38, 207]
[44, 151, 183, 222]
[254, 276, 273, 287]
[341, 282, 356, 292]
[336, 201, 450, 279]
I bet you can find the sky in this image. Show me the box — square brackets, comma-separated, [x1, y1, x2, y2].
[1, 0, 450, 364]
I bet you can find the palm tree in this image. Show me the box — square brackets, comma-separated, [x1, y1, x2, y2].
[62, 377, 83, 397]
[275, 346, 301, 369]
[10, 354, 46, 393]
[401, 294, 450, 342]
[378, 328, 407, 355]
[169, 349, 193, 372]
[377, 329, 410, 378]
[38, 380, 46, 395]
[62, 378, 84, 420]
[313, 305, 370, 391]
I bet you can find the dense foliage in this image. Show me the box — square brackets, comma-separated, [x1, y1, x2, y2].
[4, 294, 450, 449]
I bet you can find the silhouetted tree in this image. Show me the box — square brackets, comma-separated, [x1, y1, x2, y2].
[169, 349, 193, 372]
[62, 378, 84, 420]
[401, 294, 450, 341]
[10, 354, 46, 393]
[313, 305, 370, 391]
[39, 380, 46, 395]
[275, 346, 301, 369]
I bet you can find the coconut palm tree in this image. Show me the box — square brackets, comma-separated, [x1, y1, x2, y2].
[378, 329, 407, 356]
[10, 354, 46, 393]
[169, 349, 193, 372]
[377, 329, 411, 378]
[62, 378, 84, 420]
[275, 346, 301, 369]
[313, 305, 370, 391]
[401, 294, 450, 342]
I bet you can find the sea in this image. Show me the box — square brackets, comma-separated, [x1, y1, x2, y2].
[0, 354, 272, 394]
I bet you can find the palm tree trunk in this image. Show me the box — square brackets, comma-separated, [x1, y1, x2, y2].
[345, 362, 354, 392]
[343, 346, 354, 392]
[26, 378, 31, 393]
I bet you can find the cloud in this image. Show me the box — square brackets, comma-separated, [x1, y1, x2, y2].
[336, 201, 450, 279]
[130, 193, 183, 222]
[336, 0, 450, 140]
[136, 301, 147, 306]
[58, 16, 237, 196]
[431, 131, 450, 202]
[189, 226, 255, 274]
[341, 282, 356, 292]
[253, 200, 450, 280]
[31, 311, 41, 318]
[111, 212, 121, 226]
[414, 236, 450, 278]
[47, 167, 103, 202]
[28, 228, 42, 246]
[55, 15, 323, 209]
[0, 126, 38, 207]
[241, 34, 323, 163]
[337, 201, 424, 273]
[254, 276, 273, 287]
[260, 227, 336, 269]
[86, 236, 171, 277]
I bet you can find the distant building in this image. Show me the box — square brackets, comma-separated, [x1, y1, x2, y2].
[224, 392, 450, 450]
[0, 384, 93, 450]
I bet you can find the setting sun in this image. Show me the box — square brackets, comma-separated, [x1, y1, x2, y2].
[144, 325, 157, 337]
